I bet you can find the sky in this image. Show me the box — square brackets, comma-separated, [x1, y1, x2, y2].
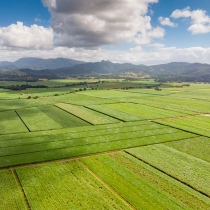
[0, 0, 210, 65]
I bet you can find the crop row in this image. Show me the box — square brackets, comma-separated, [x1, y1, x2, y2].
[0, 170, 27, 210]
[85, 104, 143, 121]
[137, 96, 210, 113]
[81, 154, 189, 210]
[0, 124, 196, 167]
[126, 144, 210, 197]
[16, 107, 63, 131]
[0, 120, 150, 141]
[106, 103, 189, 119]
[156, 116, 210, 137]
[0, 110, 28, 135]
[0, 99, 52, 112]
[108, 151, 210, 210]
[165, 136, 210, 163]
[38, 105, 89, 128]
[0, 122, 164, 148]
[0, 127, 180, 157]
[15, 160, 130, 210]
[56, 103, 120, 124]
[45, 93, 116, 105]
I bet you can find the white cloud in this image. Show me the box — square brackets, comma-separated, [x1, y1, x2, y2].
[1, 45, 210, 66]
[171, 7, 210, 34]
[130, 46, 143, 52]
[158, 17, 177, 27]
[42, 0, 161, 48]
[134, 26, 165, 45]
[148, 43, 165, 48]
[0, 22, 53, 49]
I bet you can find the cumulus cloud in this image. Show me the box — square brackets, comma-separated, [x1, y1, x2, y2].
[158, 17, 177, 27]
[148, 43, 165, 48]
[171, 7, 210, 34]
[134, 26, 165, 45]
[1, 45, 210, 66]
[0, 22, 53, 49]
[42, 0, 162, 47]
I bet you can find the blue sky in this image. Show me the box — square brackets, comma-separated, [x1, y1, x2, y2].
[0, 0, 210, 65]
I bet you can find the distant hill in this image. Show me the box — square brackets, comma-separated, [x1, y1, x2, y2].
[0, 57, 86, 71]
[0, 58, 210, 81]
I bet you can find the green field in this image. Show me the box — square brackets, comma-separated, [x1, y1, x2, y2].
[0, 170, 27, 210]
[38, 105, 90, 128]
[56, 103, 120, 124]
[0, 111, 28, 135]
[16, 107, 63, 131]
[0, 80, 210, 209]
[156, 115, 210, 137]
[126, 144, 210, 197]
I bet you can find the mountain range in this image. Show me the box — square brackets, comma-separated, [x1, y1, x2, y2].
[0, 57, 210, 81]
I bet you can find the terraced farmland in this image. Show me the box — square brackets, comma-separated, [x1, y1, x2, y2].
[0, 81, 210, 209]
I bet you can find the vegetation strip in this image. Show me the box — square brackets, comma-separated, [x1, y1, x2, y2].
[12, 169, 30, 210]
[0, 121, 157, 141]
[79, 160, 136, 210]
[15, 110, 31, 132]
[56, 103, 120, 124]
[16, 160, 131, 209]
[0, 129, 181, 157]
[0, 132, 195, 168]
[0, 169, 28, 210]
[109, 151, 210, 209]
[126, 145, 210, 198]
[0, 126, 176, 149]
[81, 154, 187, 210]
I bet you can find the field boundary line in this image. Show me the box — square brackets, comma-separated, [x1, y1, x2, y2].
[84, 105, 125, 122]
[54, 104, 94, 125]
[129, 101, 196, 116]
[125, 151, 210, 199]
[153, 121, 210, 138]
[12, 169, 31, 210]
[78, 159, 136, 210]
[15, 110, 31, 132]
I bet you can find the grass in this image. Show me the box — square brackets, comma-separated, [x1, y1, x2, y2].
[0, 128, 195, 168]
[16, 160, 131, 210]
[38, 105, 90, 128]
[81, 154, 188, 210]
[0, 99, 52, 111]
[109, 151, 210, 210]
[86, 104, 143, 121]
[16, 107, 62, 131]
[156, 115, 210, 137]
[126, 144, 210, 197]
[106, 103, 189, 119]
[56, 103, 120, 124]
[44, 92, 114, 105]
[0, 170, 28, 210]
[164, 136, 210, 163]
[0, 111, 28, 135]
